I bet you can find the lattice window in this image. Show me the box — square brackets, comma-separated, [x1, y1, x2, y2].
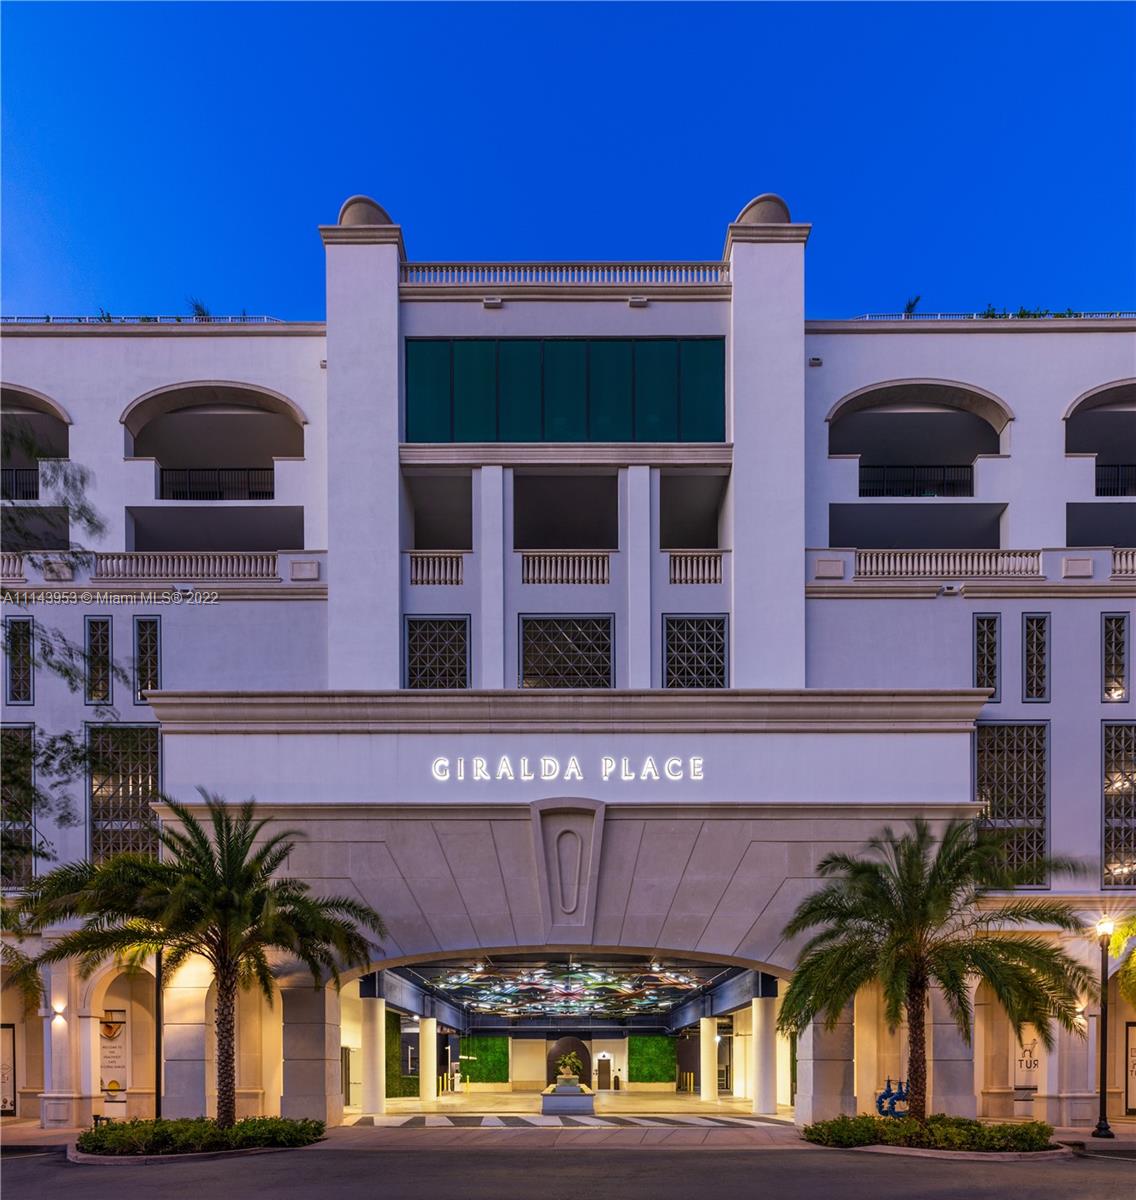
[406, 618, 469, 689]
[88, 725, 160, 862]
[664, 616, 727, 688]
[85, 617, 112, 704]
[976, 724, 1048, 884]
[1022, 615, 1049, 702]
[4, 617, 33, 704]
[974, 614, 999, 699]
[521, 617, 612, 688]
[1104, 723, 1136, 888]
[1, 726, 34, 889]
[134, 617, 161, 703]
[1104, 615, 1129, 703]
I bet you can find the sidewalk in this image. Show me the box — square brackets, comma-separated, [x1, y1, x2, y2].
[0, 1118, 81, 1151]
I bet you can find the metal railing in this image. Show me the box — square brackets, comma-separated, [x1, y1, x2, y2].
[521, 551, 611, 585]
[0, 314, 284, 325]
[1096, 465, 1136, 497]
[94, 552, 279, 581]
[408, 551, 465, 586]
[858, 465, 974, 498]
[1114, 549, 1136, 578]
[855, 549, 1042, 579]
[847, 311, 1136, 321]
[159, 467, 274, 501]
[668, 550, 724, 585]
[400, 262, 730, 287]
[0, 552, 25, 581]
[1, 468, 39, 500]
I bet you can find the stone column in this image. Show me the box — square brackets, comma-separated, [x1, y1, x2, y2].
[280, 983, 342, 1125]
[162, 957, 212, 1118]
[752, 997, 778, 1115]
[38, 962, 79, 1128]
[360, 997, 386, 1115]
[794, 1006, 855, 1125]
[699, 1017, 717, 1102]
[476, 465, 506, 687]
[419, 1017, 438, 1103]
[622, 465, 652, 687]
[928, 987, 977, 1117]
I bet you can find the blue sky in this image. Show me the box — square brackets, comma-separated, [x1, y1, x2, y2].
[2, 2, 1133, 319]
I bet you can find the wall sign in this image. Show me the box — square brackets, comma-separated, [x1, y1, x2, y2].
[1127, 1022, 1136, 1116]
[430, 754, 705, 784]
[1013, 1028, 1040, 1090]
[100, 1009, 128, 1107]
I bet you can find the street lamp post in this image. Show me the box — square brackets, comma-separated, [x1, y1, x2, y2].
[1092, 917, 1115, 1140]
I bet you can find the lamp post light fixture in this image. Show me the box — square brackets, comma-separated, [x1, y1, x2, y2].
[1092, 917, 1116, 1139]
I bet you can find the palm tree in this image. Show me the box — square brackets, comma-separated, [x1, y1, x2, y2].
[776, 818, 1094, 1121]
[24, 792, 386, 1128]
[1110, 914, 1136, 1007]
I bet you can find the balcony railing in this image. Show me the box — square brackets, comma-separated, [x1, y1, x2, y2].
[1096, 465, 1136, 497]
[94, 552, 279, 581]
[408, 551, 465, 586]
[521, 551, 610, 585]
[858, 465, 974, 498]
[1, 552, 25, 581]
[1114, 549, 1136, 578]
[855, 549, 1042, 579]
[400, 262, 730, 288]
[1, 468, 39, 500]
[159, 468, 274, 501]
[668, 550, 724, 585]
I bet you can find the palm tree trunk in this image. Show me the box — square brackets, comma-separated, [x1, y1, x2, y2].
[214, 965, 239, 1128]
[906, 980, 928, 1121]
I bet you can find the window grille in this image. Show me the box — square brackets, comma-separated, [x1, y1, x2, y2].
[1, 726, 34, 889]
[1104, 723, 1136, 888]
[521, 617, 612, 688]
[1104, 614, 1129, 703]
[405, 618, 469, 689]
[85, 617, 112, 704]
[1022, 615, 1049, 702]
[134, 617, 161, 703]
[664, 616, 727, 688]
[974, 614, 999, 699]
[4, 617, 33, 704]
[88, 725, 160, 861]
[976, 723, 1048, 884]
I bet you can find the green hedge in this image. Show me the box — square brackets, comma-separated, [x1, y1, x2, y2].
[385, 1009, 418, 1098]
[459, 1035, 510, 1083]
[802, 1114, 1055, 1153]
[76, 1117, 324, 1156]
[627, 1035, 676, 1083]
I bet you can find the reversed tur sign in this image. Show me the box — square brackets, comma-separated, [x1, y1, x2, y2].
[430, 754, 705, 784]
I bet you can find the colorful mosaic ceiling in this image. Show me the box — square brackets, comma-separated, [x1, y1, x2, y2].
[403, 957, 736, 1018]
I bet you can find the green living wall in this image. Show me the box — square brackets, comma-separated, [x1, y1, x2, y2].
[458, 1036, 510, 1083]
[627, 1035, 677, 1083]
[385, 1009, 419, 1098]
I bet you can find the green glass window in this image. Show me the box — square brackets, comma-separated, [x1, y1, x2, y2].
[543, 341, 588, 441]
[405, 341, 452, 442]
[452, 341, 497, 441]
[588, 340, 633, 441]
[679, 339, 726, 441]
[498, 341, 543, 441]
[634, 340, 679, 441]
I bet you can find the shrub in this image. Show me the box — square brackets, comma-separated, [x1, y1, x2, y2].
[801, 1114, 1054, 1153]
[76, 1116, 325, 1156]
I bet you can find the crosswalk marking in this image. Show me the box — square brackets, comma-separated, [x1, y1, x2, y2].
[348, 1112, 784, 1130]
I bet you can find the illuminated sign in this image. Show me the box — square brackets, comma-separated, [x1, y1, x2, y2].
[430, 754, 705, 784]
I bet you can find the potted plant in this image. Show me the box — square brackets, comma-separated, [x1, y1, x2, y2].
[556, 1051, 584, 1085]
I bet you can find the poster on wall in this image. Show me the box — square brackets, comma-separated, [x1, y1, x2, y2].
[1013, 1026, 1040, 1091]
[1127, 1023, 1136, 1116]
[0, 1024, 15, 1115]
[100, 1009, 128, 1110]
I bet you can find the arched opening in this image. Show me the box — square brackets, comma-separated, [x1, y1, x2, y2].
[84, 965, 157, 1121]
[828, 381, 1009, 549]
[1, 386, 72, 550]
[122, 382, 306, 551]
[1065, 381, 1136, 548]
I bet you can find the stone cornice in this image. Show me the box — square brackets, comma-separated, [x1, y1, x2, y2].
[400, 442, 733, 467]
[1, 584, 327, 602]
[147, 688, 990, 735]
[808, 582, 1136, 600]
[805, 319, 1136, 335]
[723, 223, 811, 257]
[0, 323, 326, 338]
[319, 224, 407, 258]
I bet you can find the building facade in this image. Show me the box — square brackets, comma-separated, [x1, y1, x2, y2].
[1, 193, 1134, 1130]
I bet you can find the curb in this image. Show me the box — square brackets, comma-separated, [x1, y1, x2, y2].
[849, 1143, 1074, 1162]
[66, 1141, 319, 1166]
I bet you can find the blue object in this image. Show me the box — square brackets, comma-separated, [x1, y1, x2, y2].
[876, 1077, 910, 1118]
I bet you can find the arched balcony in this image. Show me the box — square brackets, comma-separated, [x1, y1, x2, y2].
[1065, 380, 1136, 548]
[1, 385, 72, 549]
